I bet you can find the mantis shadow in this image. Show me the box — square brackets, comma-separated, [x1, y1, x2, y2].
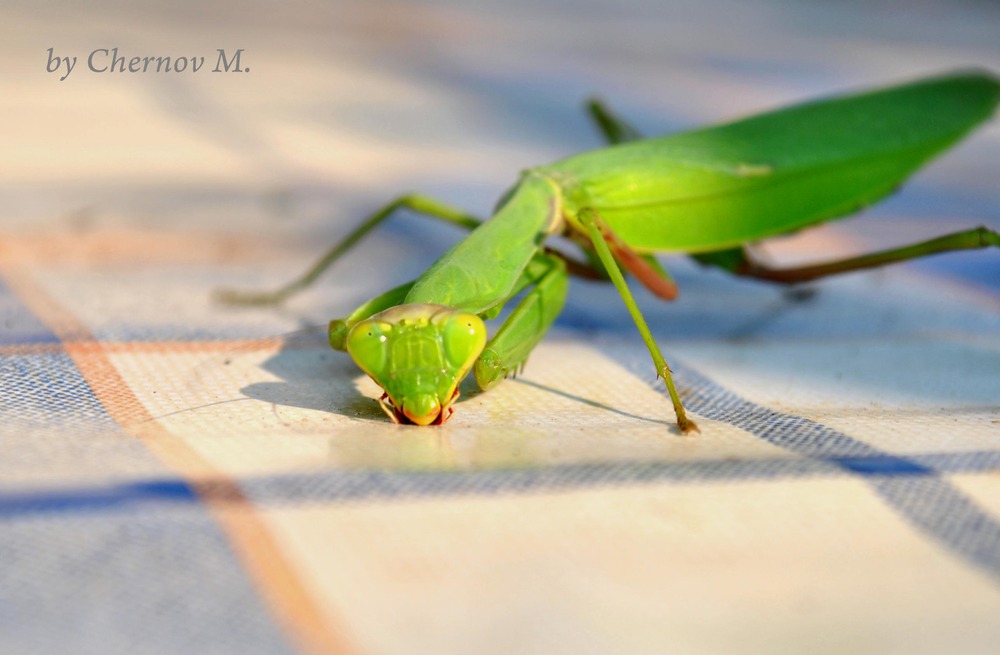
[235, 328, 388, 423]
[236, 322, 675, 426]
[511, 378, 675, 430]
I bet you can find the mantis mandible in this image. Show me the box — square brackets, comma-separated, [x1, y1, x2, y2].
[218, 70, 1000, 433]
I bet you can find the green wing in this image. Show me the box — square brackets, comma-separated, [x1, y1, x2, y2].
[542, 71, 1000, 253]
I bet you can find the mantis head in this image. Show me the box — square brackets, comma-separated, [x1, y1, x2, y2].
[346, 304, 487, 426]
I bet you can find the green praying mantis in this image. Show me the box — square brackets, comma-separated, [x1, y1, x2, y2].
[218, 70, 1000, 433]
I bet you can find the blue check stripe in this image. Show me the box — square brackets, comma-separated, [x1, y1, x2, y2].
[0, 275, 298, 655]
[659, 354, 1000, 583]
[2, 448, 1000, 518]
[0, 278, 61, 346]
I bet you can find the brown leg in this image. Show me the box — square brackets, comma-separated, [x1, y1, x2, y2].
[588, 218, 679, 300]
[732, 227, 999, 284]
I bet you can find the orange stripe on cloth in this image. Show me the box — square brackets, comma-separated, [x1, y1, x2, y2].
[0, 260, 358, 655]
[0, 229, 276, 266]
[0, 337, 315, 358]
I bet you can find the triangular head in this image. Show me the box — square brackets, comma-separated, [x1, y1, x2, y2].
[346, 304, 487, 425]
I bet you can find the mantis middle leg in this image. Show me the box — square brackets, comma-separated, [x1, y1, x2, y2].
[216, 194, 483, 306]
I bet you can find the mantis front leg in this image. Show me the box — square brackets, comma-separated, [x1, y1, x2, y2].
[473, 253, 569, 390]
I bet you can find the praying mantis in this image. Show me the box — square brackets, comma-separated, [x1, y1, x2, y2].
[218, 70, 1000, 433]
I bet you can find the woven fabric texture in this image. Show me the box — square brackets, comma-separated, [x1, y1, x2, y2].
[2, 1, 999, 653]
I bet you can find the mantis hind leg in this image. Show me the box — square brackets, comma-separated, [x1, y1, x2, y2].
[215, 194, 482, 306]
[474, 254, 569, 390]
[577, 208, 698, 434]
[705, 226, 1000, 284]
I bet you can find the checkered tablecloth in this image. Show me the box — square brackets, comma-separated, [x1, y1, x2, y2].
[2, 1, 999, 653]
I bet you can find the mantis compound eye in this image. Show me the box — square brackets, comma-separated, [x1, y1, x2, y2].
[346, 319, 394, 381]
[438, 311, 487, 371]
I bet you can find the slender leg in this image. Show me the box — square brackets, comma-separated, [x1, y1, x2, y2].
[595, 220, 679, 301]
[577, 208, 698, 434]
[727, 227, 1000, 284]
[215, 194, 482, 305]
[474, 254, 569, 389]
[569, 230, 679, 295]
[585, 98, 644, 145]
